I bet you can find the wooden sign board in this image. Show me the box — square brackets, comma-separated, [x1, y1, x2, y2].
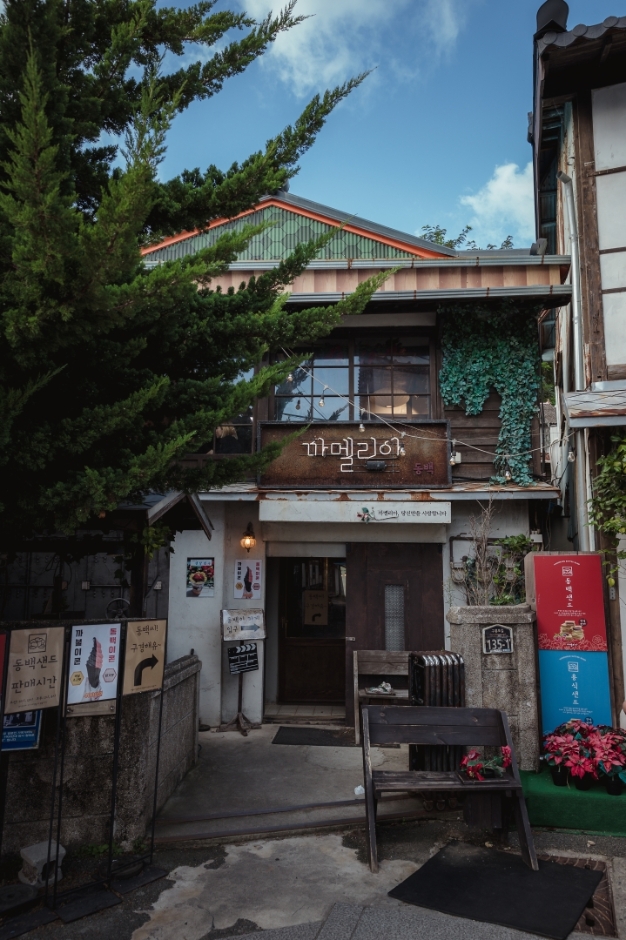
[482, 625, 514, 655]
[123, 620, 167, 696]
[221, 609, 266, 642]
[258, 421, 451, 489]
[5, 627, 65, 714]
[227, 643, 259, 675]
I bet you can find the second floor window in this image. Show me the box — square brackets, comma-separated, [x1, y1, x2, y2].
[274, 338, 431, 422]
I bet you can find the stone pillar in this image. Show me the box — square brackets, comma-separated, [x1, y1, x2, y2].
[446, 605, 540, 771]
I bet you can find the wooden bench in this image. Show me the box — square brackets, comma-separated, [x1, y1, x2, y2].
[361, 704, 538, 873]
[353, 650, 409, 745]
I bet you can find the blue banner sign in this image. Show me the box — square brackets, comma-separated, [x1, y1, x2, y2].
[2, 710, 42, 751]
[538, 650, 612, 734]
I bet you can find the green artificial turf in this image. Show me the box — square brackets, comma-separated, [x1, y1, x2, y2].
[521, 767, 626, 837]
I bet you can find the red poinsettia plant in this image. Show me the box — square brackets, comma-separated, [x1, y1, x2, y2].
[542, 720, 626, 781]
[459, 747, 512, 781]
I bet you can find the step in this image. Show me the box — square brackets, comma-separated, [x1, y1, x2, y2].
[316, 903, 363, 940]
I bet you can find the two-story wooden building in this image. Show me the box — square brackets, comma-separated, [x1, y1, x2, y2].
[146, 190, 569, 728]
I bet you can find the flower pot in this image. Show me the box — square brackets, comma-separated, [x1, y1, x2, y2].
[550, 765, 568, 787]
[604, 776, 624, 796]
[574, 773, 595, 791]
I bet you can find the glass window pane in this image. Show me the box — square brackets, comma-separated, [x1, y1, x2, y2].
[312, 366, 350, 396]
[214, 424, 252, 453]
[394, 364, 430, 395]
[311, 396, 349, 421]
[385, 585, 405, 651]
[407, 396, 430, 417]
[355, 339, 393, 365]
[275, 398, 310, 421]
[392, 341, 430, 365]
[275, 364, 311, 397]
[312, 345, 349, 366]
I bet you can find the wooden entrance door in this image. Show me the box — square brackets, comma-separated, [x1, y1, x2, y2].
[278, 557, 346, 704]
[345, 543, 445, 725]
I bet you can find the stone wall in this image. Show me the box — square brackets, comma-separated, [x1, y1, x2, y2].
[447, 605, 540, 771]
[1, 653, 200, 856]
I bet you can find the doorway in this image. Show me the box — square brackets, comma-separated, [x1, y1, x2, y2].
[345, 542, 445, 726]
[278, 557, 346, 703]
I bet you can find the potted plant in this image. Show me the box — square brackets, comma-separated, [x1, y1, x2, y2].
[459, 747, 512, 780]
[589, 728, 626, 795]
[541, 731, 578, 786]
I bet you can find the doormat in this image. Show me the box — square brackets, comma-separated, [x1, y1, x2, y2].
[272, 726, 355, 747]
[388, 841, 603, 940]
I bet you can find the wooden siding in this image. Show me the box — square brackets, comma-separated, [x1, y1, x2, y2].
[209, 263, 564, 297]
[445, 391, 502, 481]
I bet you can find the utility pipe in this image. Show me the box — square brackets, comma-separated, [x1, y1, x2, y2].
[557, 170, 591, 551]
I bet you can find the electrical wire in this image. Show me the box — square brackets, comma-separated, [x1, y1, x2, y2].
[279, 347, 562, 463]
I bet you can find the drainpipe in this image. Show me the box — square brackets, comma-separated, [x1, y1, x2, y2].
[557, 170, 591, 551]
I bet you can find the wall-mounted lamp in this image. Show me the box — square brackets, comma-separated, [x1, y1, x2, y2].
[240, 522, 256, 553]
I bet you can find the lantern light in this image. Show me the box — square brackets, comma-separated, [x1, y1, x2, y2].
[240, 522, 256, 553]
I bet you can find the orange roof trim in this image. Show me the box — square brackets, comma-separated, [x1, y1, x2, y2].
[141, 199, 450, 260]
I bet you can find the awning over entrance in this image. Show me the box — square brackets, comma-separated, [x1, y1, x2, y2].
[564, 382, 626, 428]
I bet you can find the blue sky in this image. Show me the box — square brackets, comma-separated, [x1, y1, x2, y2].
[160, 1, 625, 248]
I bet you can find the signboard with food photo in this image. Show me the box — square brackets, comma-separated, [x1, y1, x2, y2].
[234, 559, 262, 600]
[187, 558, 215, 597]
[66, 623, 121, 713]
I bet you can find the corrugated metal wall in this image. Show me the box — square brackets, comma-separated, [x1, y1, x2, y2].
[146, 206, 415, 264]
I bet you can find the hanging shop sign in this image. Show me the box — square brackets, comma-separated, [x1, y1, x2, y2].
[221, 609, 266, 642]
[2, 710, 42, 751]
[532, 554, 607, 651]
[5, 627, 64, 714]
[227, 643, 259, 675]
[66, 623, 120, 716]
[258, 421, 451, 489]
[187, 558, 215, 597]
[123, 619, 167, 696]
[234, 559, 262, 600]
[259, 500, 451, 525]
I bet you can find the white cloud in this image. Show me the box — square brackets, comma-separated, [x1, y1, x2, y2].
[460, 162, 535, 248]
[241, 0, 469, 97]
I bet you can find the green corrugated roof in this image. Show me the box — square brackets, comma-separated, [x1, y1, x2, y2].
[145, 205, 416, 264]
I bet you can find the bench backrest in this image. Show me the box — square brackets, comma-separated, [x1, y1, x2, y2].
[355, 650, 409, 676]
[362, 704, 509, 748]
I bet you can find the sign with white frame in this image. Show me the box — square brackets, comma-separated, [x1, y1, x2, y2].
[221, 609, 266, 641]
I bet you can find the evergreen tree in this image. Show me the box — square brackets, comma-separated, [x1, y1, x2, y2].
[0, 0, 385, 546]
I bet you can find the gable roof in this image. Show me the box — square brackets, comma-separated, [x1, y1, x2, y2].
[142, 191, 456, 265]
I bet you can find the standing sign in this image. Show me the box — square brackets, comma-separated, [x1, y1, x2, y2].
[5, 627, 64, 714]
[221, 609, 265, 641]
[529, 554, 612, 733]
[534, 554, 607, 651]
[234, 559, 262, 600]
[66, 623, 120, 715]
[2, 711, 42, 751]
[227, 643, 259, 675]
[123, 619, 167, 695]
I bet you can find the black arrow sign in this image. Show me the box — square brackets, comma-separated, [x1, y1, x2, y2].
[134, 654, 158, 686]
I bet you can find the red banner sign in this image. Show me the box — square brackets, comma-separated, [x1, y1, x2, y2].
[533, 554, 607, 652]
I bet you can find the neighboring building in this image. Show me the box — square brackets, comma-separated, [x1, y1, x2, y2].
[532, 0, 626, 722]
[144, 190, 569, 728]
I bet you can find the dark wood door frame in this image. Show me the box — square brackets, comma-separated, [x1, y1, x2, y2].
[345, 542, 445, 727]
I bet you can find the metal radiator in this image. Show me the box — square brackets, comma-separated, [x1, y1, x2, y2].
[408, 651, 466, 772]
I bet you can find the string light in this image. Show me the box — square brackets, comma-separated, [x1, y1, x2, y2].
[279, 346, 569, 465]
[287, 372, 294, 383]
[399, 444, 406, 456]
[568, 449, 576, 463]
[504, 460, 513, 482]
[295, 399, 301, 410]
[359, 423, 365, 432]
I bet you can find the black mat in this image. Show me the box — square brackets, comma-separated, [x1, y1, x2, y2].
[272, 726, 355, 747]
[0, 908, 58, 940]
[388, 842, 603, 940]
[111, 866, 168, 895]
[55, 889, 121, 923]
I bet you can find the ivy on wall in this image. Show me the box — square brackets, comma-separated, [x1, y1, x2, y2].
[590, 434, 626, 570]
[439, 302, 542, 486]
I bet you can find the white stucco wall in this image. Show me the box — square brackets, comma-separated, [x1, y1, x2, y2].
[441, 500, 530, 649]
[167, 506, 225, 727]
